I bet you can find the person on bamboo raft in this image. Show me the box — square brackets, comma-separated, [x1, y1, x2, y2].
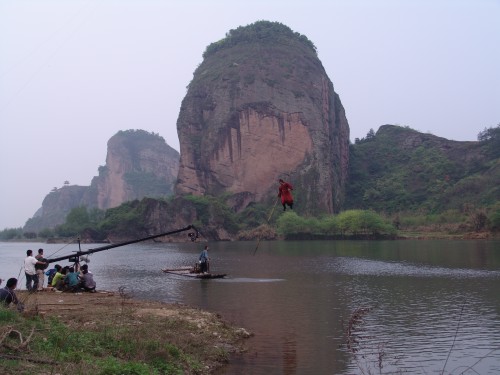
[278, 179, 294, 211]
[199, 245, 210, 274]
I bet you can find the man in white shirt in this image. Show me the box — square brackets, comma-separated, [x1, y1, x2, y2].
[24, 249, 46, 292]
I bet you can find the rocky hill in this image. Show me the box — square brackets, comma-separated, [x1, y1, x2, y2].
[24, 130, 179, 232]
[175, 21, 350, 215]
[25, 186, 90, 234]
[87, 130, 179, 209]
[346, 125, 500, 213]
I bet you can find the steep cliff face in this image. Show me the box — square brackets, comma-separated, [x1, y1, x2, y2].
[24, 130, 179, 231]
[87, 130, 179, 210]
[176, 21, 350, 214]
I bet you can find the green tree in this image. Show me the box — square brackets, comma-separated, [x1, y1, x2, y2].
[478, 123, 500, 158]
[55, 206, 91, 237]
[99, 201, 143, 234]
[0, 227, 23, 240]
[366, 128, 376, 140]
[38, 228, 54, 239]
[184, 195, 239, 232]
[276, 212, 309, 236]
[488, 207, 500, 232]
[203, 21, 317, 58]
[317, 215, 339, 235]
[337, 210, 361, 235]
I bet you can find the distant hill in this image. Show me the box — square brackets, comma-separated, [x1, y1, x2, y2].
[346, 125, 500, 213]
[24, 130, 179, 232]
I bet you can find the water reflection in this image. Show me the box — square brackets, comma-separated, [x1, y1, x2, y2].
[331, 256, 500, 278]
[282, 334, 297, 375]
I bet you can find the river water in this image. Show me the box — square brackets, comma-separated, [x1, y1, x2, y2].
[1, 240, 500, 374]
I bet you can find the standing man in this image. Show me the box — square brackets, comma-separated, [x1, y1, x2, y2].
[278, 178, 294, 211]
[199, 245, 210, 274]
[35, 248, 48, 291]
[24, 250, 46, 292]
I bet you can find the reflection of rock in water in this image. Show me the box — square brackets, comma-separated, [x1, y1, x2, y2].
[283, 335, 297, 375]
[199, 279, 209, 309]
[345, 306, 373, 353]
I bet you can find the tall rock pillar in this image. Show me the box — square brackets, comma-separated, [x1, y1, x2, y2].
[176, 21, 349, 214]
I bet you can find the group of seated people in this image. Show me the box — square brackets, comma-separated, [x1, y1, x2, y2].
[46, 263, 96, 292]
[1, 263, 97, 309]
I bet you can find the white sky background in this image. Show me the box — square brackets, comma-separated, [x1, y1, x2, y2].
[0, 0, 499, 229]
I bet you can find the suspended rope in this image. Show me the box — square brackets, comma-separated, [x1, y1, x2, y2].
[253, 173, 294, 255]
[253, 197, 280, 256]
[45, 237, 79, 260]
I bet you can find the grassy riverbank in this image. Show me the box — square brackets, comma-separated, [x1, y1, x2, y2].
[0, 291, 250, 375]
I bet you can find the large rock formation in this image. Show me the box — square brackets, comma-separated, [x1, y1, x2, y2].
[176, 21, 350, 214]
[87, 130, 179, 209]
[24, 130, 179, 232]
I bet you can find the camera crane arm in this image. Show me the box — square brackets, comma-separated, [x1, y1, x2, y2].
[47, 225, 200, 264]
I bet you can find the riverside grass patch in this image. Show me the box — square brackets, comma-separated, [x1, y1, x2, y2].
[0, 293, 245, 375]
[0, 310, 186, 374]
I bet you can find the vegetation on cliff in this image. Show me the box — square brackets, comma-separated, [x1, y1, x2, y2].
[203, 20, 316, 58]
[344, 124, 500, 236]
[111, 130, 173, 170]
[276, 210, 397, 239]
[347, 125, 500, 207]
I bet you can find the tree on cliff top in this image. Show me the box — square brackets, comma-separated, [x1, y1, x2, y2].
[477, 123, 500, 158]
[116, 129, 166, 143]
[203, 20, 317, 58]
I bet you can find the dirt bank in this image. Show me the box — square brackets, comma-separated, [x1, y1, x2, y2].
[0, 290, 250, 374]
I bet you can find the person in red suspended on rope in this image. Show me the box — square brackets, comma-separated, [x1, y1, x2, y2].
[278, 178, 294, 211]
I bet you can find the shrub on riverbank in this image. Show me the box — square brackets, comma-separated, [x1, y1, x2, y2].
[0, 227, 23, 240]
[276, 210, 396, 239]
[393, 206, 500, 234]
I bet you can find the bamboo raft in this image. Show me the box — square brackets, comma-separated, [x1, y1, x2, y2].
[162, 266, 226, 279]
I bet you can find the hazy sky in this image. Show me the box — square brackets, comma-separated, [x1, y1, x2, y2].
[1, 0, 499, 229]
